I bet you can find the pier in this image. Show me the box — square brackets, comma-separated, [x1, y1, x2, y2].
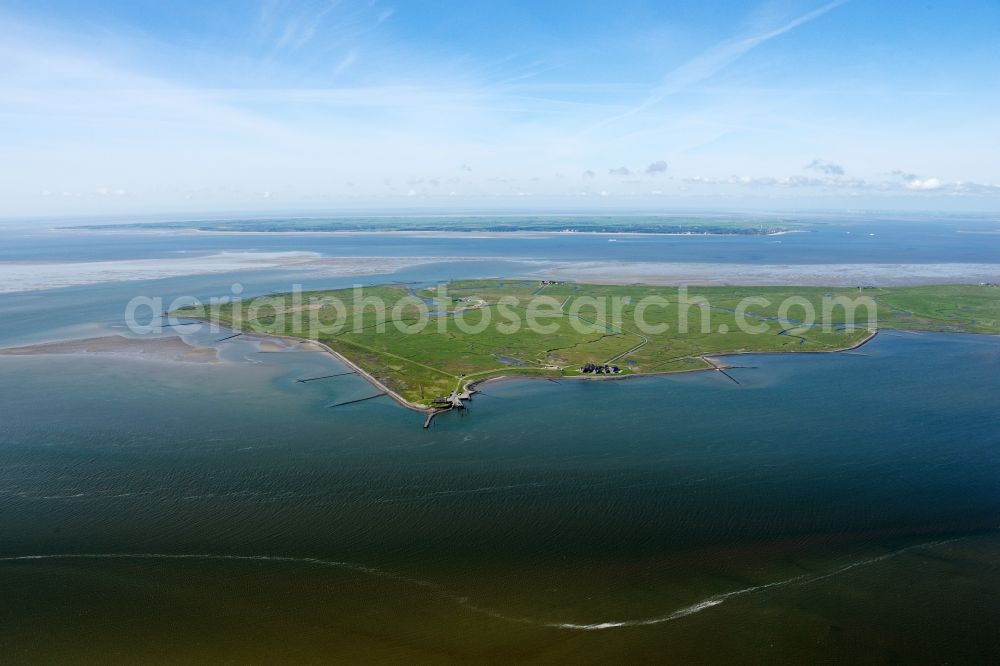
[703, 357, 741, 385]
[328, 392, 387, 408]
[296, 371, 356, 383]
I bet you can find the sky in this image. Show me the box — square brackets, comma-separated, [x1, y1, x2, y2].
[1, 0, 999, 216]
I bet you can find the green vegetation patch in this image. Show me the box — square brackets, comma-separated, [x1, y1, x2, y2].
[174, 280, 1000, 407]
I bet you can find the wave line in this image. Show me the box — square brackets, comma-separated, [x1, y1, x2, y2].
[0, 536, 971, 632]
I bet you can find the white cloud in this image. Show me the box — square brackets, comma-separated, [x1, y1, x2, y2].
[905, 178, 941, 191]
[681, 170, 1000, 198]
[94, 186, 127, 197]
[804, 159, 845, 176]
[645, 160, 668, 175]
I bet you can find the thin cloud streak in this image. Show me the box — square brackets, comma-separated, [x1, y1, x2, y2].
[581, 0, 850, 135]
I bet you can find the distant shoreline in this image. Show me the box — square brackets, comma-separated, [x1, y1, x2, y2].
[61, 227, 796, 238]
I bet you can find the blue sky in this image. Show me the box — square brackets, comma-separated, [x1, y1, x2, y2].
[2, 0, 999, 215]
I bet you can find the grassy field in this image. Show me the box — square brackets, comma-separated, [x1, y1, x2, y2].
[175, 280, 1000, 407]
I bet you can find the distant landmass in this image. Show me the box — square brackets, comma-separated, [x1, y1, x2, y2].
[71, 216, 795, 235]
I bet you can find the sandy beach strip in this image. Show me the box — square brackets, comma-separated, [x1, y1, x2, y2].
[0, 335, 221, 364]
[0, 251, 319, 294]
[0, 253, 496, 294]
[537, 261, 1000, 286]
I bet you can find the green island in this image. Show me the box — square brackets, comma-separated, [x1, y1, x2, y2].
[175, 281, 1000, 415]
[71, 215, 794, 235]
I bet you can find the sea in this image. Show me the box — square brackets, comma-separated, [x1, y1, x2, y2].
[0, 212, 998, 663]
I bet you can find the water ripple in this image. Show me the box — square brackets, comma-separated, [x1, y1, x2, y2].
[0, 535, 975, 632]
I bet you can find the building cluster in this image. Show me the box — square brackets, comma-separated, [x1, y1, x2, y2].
[580, 363, 621, 375]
